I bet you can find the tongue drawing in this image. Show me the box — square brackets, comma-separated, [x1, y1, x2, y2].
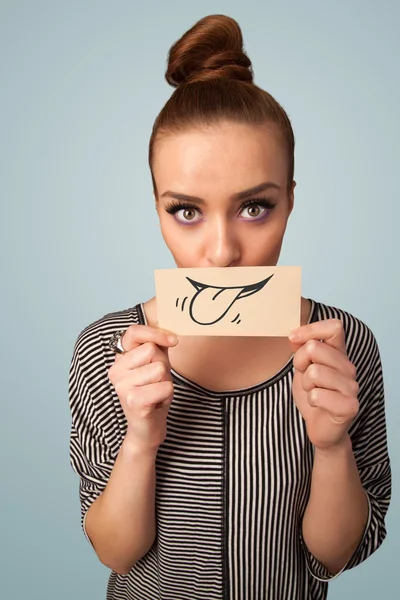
[185, 274, 274, 326]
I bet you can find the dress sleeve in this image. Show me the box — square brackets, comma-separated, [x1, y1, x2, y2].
[68, 338, 118, 547]
[300, 324, 392, 582]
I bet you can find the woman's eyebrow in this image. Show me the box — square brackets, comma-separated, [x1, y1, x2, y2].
[160, 181, 281, 205]
[234, 181, 281, 200]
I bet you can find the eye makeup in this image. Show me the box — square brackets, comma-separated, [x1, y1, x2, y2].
[164, 197, 277, 224]
[239, 198, 277, 220]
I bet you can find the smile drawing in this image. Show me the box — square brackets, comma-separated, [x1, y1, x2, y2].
[175, 274, 274, 326]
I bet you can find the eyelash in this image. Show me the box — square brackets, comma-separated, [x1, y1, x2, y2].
[165, 197, 277, 222]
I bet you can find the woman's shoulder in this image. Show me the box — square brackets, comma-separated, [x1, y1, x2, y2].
[311, 298, 377, 341]
[72, 302, 144, 360]
[311, 298, 381, 383]
[68, 303, 144, 448]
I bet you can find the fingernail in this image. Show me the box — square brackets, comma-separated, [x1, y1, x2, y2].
[168, 335, 178, 344]
[289, 331, 299, 341]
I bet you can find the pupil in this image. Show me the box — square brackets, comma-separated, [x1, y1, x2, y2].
[184, 209, 194, 220]
[249, 206, 260, 216]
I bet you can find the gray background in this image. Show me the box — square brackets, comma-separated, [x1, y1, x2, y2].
[1, 0, 398, 598]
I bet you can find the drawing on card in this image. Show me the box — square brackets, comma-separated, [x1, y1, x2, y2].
[174, 274, 274, 326]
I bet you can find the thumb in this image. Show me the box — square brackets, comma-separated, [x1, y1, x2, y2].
[289, 337, 303, 354]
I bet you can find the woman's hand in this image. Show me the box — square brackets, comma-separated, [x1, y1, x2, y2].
[107, 324, 178, 453]
[289, 318, 359, 451]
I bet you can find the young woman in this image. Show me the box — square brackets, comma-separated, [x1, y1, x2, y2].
[68, 14, 391, 600]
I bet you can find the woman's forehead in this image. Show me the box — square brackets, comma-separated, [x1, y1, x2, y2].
[153, 122, 288, 190]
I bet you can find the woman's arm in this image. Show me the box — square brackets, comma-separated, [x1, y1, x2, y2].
[301, 434, 369, 575]
[85, 436, 157, 575]
[290, 317, 391, 581]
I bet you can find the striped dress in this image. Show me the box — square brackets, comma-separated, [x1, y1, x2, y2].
[68, 298, 391, 600]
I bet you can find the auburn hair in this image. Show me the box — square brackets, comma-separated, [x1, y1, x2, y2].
[149, 14, 295, 194]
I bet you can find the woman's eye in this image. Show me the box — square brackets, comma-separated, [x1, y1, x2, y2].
[176, 207, 200, 222]
[240, 204, 267, 219]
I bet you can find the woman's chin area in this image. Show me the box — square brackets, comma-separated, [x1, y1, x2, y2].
[173, 260, 280, 269]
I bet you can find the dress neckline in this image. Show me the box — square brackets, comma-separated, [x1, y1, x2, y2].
[136, 298, 319, 398]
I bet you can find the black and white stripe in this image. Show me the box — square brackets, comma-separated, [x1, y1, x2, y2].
[68, 298, 391, 600]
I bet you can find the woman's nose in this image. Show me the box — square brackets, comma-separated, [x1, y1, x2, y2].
[205, 218, 241, 267]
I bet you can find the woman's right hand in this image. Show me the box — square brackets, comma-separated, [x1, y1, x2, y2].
[107, 324, 178, 452]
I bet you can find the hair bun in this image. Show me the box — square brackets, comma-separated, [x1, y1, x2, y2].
[166, 14, 253, 87]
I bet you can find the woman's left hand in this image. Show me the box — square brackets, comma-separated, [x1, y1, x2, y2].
[289, 318, 360, 451]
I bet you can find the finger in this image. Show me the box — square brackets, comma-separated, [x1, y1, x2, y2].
[308, 388, 359, 423]
[117, 324, 178, 354]
[115, 341, 171, 372]
[302, 363, 359, 397]
[124, 380, 174, 410]
[289, 318, 346, 354]
[123, 361, 170, 387]
[293, 339, 357, 379]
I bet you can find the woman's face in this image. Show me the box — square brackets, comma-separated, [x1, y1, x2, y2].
[153, 121, 295, 268]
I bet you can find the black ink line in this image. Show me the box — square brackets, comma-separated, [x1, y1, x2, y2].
[175, 298, 179, 307]
[186, 274, 274, 326]
[212, 288, 225, 301]
[231, 313, 240, 323]
[186, 274, 274, 295]
[181, 296, 188, 311]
